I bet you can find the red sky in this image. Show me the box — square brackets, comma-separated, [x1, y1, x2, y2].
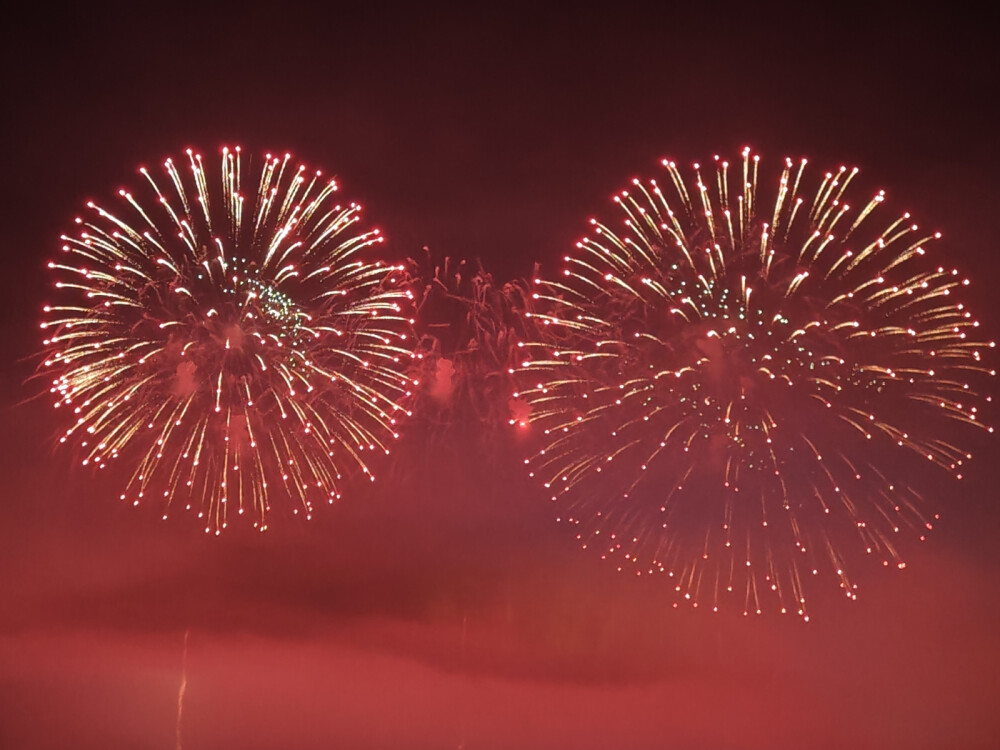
[2, 4, 998, 748]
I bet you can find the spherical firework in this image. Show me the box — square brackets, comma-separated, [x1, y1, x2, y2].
[516, 149, 995, 617]
[41, 147, 415, 533]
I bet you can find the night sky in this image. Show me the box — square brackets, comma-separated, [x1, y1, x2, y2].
[2, 5, 999, 749]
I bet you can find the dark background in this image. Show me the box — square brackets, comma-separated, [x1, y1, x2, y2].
[2, 4, 998, 749]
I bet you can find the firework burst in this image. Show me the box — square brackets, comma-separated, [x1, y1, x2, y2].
[516, 148, 995, 617]
[407, 249, 535, 436]
[41, 147, 415, 533]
